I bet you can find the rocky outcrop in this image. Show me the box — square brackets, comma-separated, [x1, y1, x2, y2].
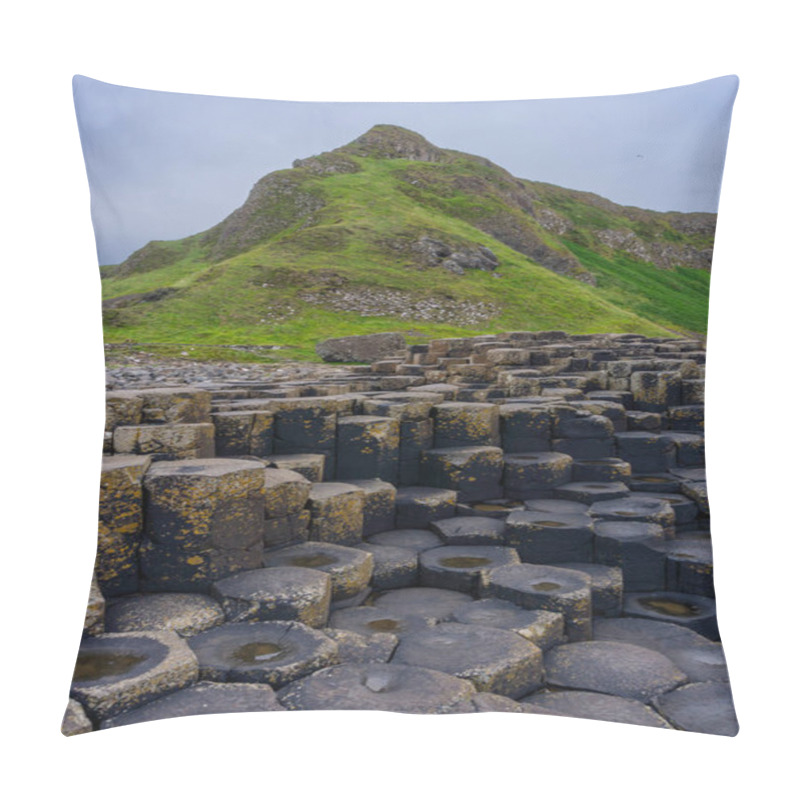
[315, 331, 406, 363]
[597, 229, 713, 270]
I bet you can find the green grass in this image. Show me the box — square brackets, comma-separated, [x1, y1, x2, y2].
[99, 141, 712, 357]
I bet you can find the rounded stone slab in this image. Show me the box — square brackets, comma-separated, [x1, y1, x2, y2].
[483, 564, 592, 642]
[451, 598, 564, 651]
[70, 631, 199, 723]
[430, 515, 506, 546]
[653, 681, 738, 736]
[543, 641, 687, 701]
[277, 663, 477, 713]
[420, 546, 521, 594]
[329, 604, 437, 638]
[589, 497, 675, 529]
[357, 543, 418, 589]
[104, 593, 225, 637]
[101, 681, 285, 728]
[632, 492, 699, 527]
[520, 690, 672, 729]
[623, 592, 718, 640]
[61, 699, 93, 736]
[592, 617, 729, 683]
[211, 567, 331, 627]
[262, 542, 373, 601]
[188, 621, 338, 687]
[370, 586, 474, 622]
[392, 622, 543, 699]
[366, 528, 443, 552]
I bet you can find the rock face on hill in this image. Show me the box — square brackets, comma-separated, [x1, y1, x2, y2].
[100, 124, 717, 347]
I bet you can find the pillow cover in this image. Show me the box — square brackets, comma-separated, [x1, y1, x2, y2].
[63, 75, 738, 736]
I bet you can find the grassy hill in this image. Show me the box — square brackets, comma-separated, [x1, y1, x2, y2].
[100, 125, 714, 361]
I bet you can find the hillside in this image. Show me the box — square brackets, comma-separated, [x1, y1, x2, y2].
[100, 125, 715, 360]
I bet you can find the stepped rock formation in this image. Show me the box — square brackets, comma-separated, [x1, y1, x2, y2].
[65, 330, 736, 736]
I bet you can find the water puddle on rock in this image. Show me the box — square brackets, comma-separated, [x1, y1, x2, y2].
[289, 554, 337, 568]
[73, 651, 147, 682]
[232, 642, 286, 664]
[531, 582, 561, 592]
[367, 618, 400, 632]
[639, 598, 701, 617]
[439, 556, 492, 568]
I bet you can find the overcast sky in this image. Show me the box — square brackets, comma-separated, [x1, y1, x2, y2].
[73, 75, 738, 266]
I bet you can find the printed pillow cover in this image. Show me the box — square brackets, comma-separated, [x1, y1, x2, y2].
[63, 75, 739, 736]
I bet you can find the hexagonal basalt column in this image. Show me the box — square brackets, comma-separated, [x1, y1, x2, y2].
[504, 510, 595, 564]
[572, 458, 632, 484]
[69, 631, 198, 723]
[211, 566, 332, 626]
[306, 482, 365, 545]
[432, 402, 500, 448]
[101, 681, 285, 728]
[430, 516, 506, 546]
[503, 452, 573, 500]
[345, 479, 397, 536]
[141, 459, 267, 591]
[277, 663, 476, 713]
[482, 564, 592, 641]
[267, 454, 325, 482]
[392, 622, 543, 699]
[113, 423, 216, 461]
[212, 410, 274, 458]
[262, 542, 373, 602]
[105, 593, 225, 637]
[335, 416, 400, 483]
[420, 546, 520, 595]
[614, 432, 677, 474]
[136, 388, 212, 424]
[451, 599, 564, 651]
[589, 496, 676, 530]
[394, 486, 457, 528]
[420, 446, 504, 502]
[543, 641, 687, 701]
[630, 371, 682, 412]
[499, 404, 551, 453]
[357, 543, 418, 589]
[322, 628, 398, 665]
[557, 563, 623, 617]
[554, 481, 630, 504]
[188, 621, 338, 687]
[97, 455, 151, 596]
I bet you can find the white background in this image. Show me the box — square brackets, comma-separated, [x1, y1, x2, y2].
[3, 2, 795, 797]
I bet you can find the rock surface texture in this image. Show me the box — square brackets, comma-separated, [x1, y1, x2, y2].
[67, 330, 736, 736]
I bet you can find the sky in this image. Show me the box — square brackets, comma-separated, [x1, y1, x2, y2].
[73, 75, 738, 266]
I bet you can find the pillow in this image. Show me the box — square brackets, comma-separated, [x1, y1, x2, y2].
[63, 74, 739, 736]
